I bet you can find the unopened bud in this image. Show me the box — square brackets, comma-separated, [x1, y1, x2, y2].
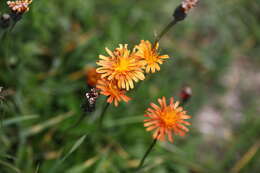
[179, 86, 192, 104]
[173, 0, 199, 22]
[173, 5, 187, 22]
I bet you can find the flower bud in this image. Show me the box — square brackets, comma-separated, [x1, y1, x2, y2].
[173, 5, 187, 22]
[173, 0, 199, 22]
[179, 86, 192, 104]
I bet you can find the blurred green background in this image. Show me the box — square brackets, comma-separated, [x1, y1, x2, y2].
[0, 0, 259, 172]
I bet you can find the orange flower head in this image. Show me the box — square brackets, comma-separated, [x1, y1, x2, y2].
[135, 40, 169, 73]
[144, 96, 191, 143]
[96, 44, 145, 90]
[97, 79, 131, 107]
[7, 0, 32, 14]
[86, 67, 101, 87]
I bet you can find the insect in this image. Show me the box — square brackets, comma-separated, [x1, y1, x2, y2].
[0, 87, 14, 102]
[0, 87, 5, 101]
[82, 87, 99, 113]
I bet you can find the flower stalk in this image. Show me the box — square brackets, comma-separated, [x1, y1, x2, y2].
[154, 19, 178, 46]
[154, 0, 199, 45]
[136, 137, 158, 170]
[98, 102, 110, 127]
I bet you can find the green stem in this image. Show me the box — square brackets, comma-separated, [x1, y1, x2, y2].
[0, 21, 17, 41]
[9, 22, 17, 32]
[98, 102, 110, 127]
[136, 138, 158, 170]
[154, 19, 178, 46]
[1, 30, 8, 41]
[67, 113, 86, 131]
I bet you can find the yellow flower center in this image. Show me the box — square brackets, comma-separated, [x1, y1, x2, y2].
[161, 108, 179, 127]
[115, 58, 130, 72]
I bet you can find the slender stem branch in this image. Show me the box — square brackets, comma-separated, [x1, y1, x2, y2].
[154, 19, 178, 46]
[136, 138, 158, 170]
[0, 21, 17, 41]
[67, 113, 86, 131]
[9, 22, 17, 32]
[98, 102, 110, 127]
[1, 30, 8, 41]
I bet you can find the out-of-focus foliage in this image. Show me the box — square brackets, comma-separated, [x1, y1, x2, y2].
[0, 0, 259, 172]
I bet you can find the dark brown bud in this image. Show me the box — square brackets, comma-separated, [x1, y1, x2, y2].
[179, 86, 192, 104]
[173, 5, 187, 22]
[173, 0, 199, 22]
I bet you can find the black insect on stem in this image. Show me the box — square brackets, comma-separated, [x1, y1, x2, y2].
[0, 14, 11, 29]
[83, 88, 99, 113]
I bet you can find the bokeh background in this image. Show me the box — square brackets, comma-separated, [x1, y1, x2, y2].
[0, 0, 259, 172]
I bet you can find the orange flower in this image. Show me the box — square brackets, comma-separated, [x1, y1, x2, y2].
[7, 0, 32, 14]
[86, 67, 101, 87]
[97, 79, 131, 107]
[135, 40, 169, 73]
[144, 97, 191, 143]
[96, 44, 145, 90]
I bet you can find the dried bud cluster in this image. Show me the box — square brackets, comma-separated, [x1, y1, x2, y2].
[83, 88, 100, 112]
[7, 0, 32, 14]
[181, 0, 199, 14]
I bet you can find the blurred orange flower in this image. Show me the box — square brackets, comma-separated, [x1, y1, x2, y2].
[96, 44, 145, 90]
[135, 40, 169, 73]
[97, 79, 131, 107]
[7, 0, 32, 13]
[86, 67, 101, 87]
[144, 97, 191, 143]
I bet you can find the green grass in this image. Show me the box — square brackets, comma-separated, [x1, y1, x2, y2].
[0, 0, 260, 172]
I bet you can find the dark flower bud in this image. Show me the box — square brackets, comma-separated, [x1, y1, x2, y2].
[0, 14, 11, 29]
[179, 86, 192, 104]
[173, 0, 199, 22]
[173, 5, 187, 22]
